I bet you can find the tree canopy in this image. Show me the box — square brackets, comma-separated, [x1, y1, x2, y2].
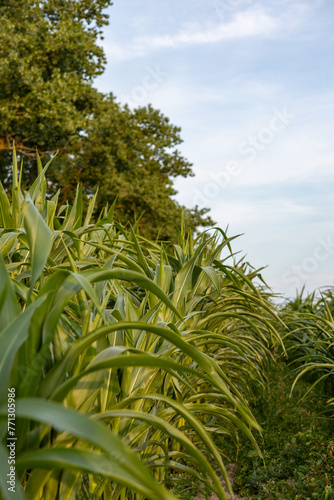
[0, 0, 213, 239]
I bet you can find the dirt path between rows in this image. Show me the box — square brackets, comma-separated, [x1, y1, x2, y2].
[194, 464, 244, 500]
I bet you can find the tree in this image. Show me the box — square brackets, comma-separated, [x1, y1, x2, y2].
[0, 0, 111, 177]
[0, 0, 213, 239]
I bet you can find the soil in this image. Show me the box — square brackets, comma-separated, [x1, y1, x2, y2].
[194, 464, 244, 500]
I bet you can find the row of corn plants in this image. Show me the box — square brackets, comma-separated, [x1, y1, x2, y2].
[279, 290, 334, 411]
[0, 151, 282, 499]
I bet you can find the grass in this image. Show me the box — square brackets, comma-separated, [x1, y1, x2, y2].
[229, 361, 334, 499]
[173, 361, 334, 500]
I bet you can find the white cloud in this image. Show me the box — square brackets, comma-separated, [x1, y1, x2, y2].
[103, 6, 279, 61]
[140, 8, 277, 47]
[102, 0, 320, 62]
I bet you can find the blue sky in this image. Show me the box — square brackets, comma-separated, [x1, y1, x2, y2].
[95, 0, 334, 299]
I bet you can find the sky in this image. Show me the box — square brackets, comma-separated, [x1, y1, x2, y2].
[95, 0, 334, 299]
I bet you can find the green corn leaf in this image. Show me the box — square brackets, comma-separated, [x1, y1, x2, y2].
[0, 232, 18, 258]
[85, 269, 181, 319]
[0, 398, 177, 500]
[28, 154, 54, 205]
[0, 255, 20, 331]
[96, 408, 229, 500]
[0, 295, 46, 404]
[0, 181, 13, 228]
[22, 195, 52, 286]
[17, 448, 176, 500]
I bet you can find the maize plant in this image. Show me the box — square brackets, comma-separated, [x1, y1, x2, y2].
[280, 290, 334, 410]
[0, 150, 281, 499]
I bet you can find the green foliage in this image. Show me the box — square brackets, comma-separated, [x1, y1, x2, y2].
[0, 0, 111, 156]
[0, 0, 213, 239]
[0, 153, 280, 499]
[225, 362, 334, 500]
[279, 290, 334, 410]
[216, 288, 334, 500]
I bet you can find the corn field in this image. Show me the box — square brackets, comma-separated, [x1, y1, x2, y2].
[0, 151, 333, 500]
[279, 290, 334, 410]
